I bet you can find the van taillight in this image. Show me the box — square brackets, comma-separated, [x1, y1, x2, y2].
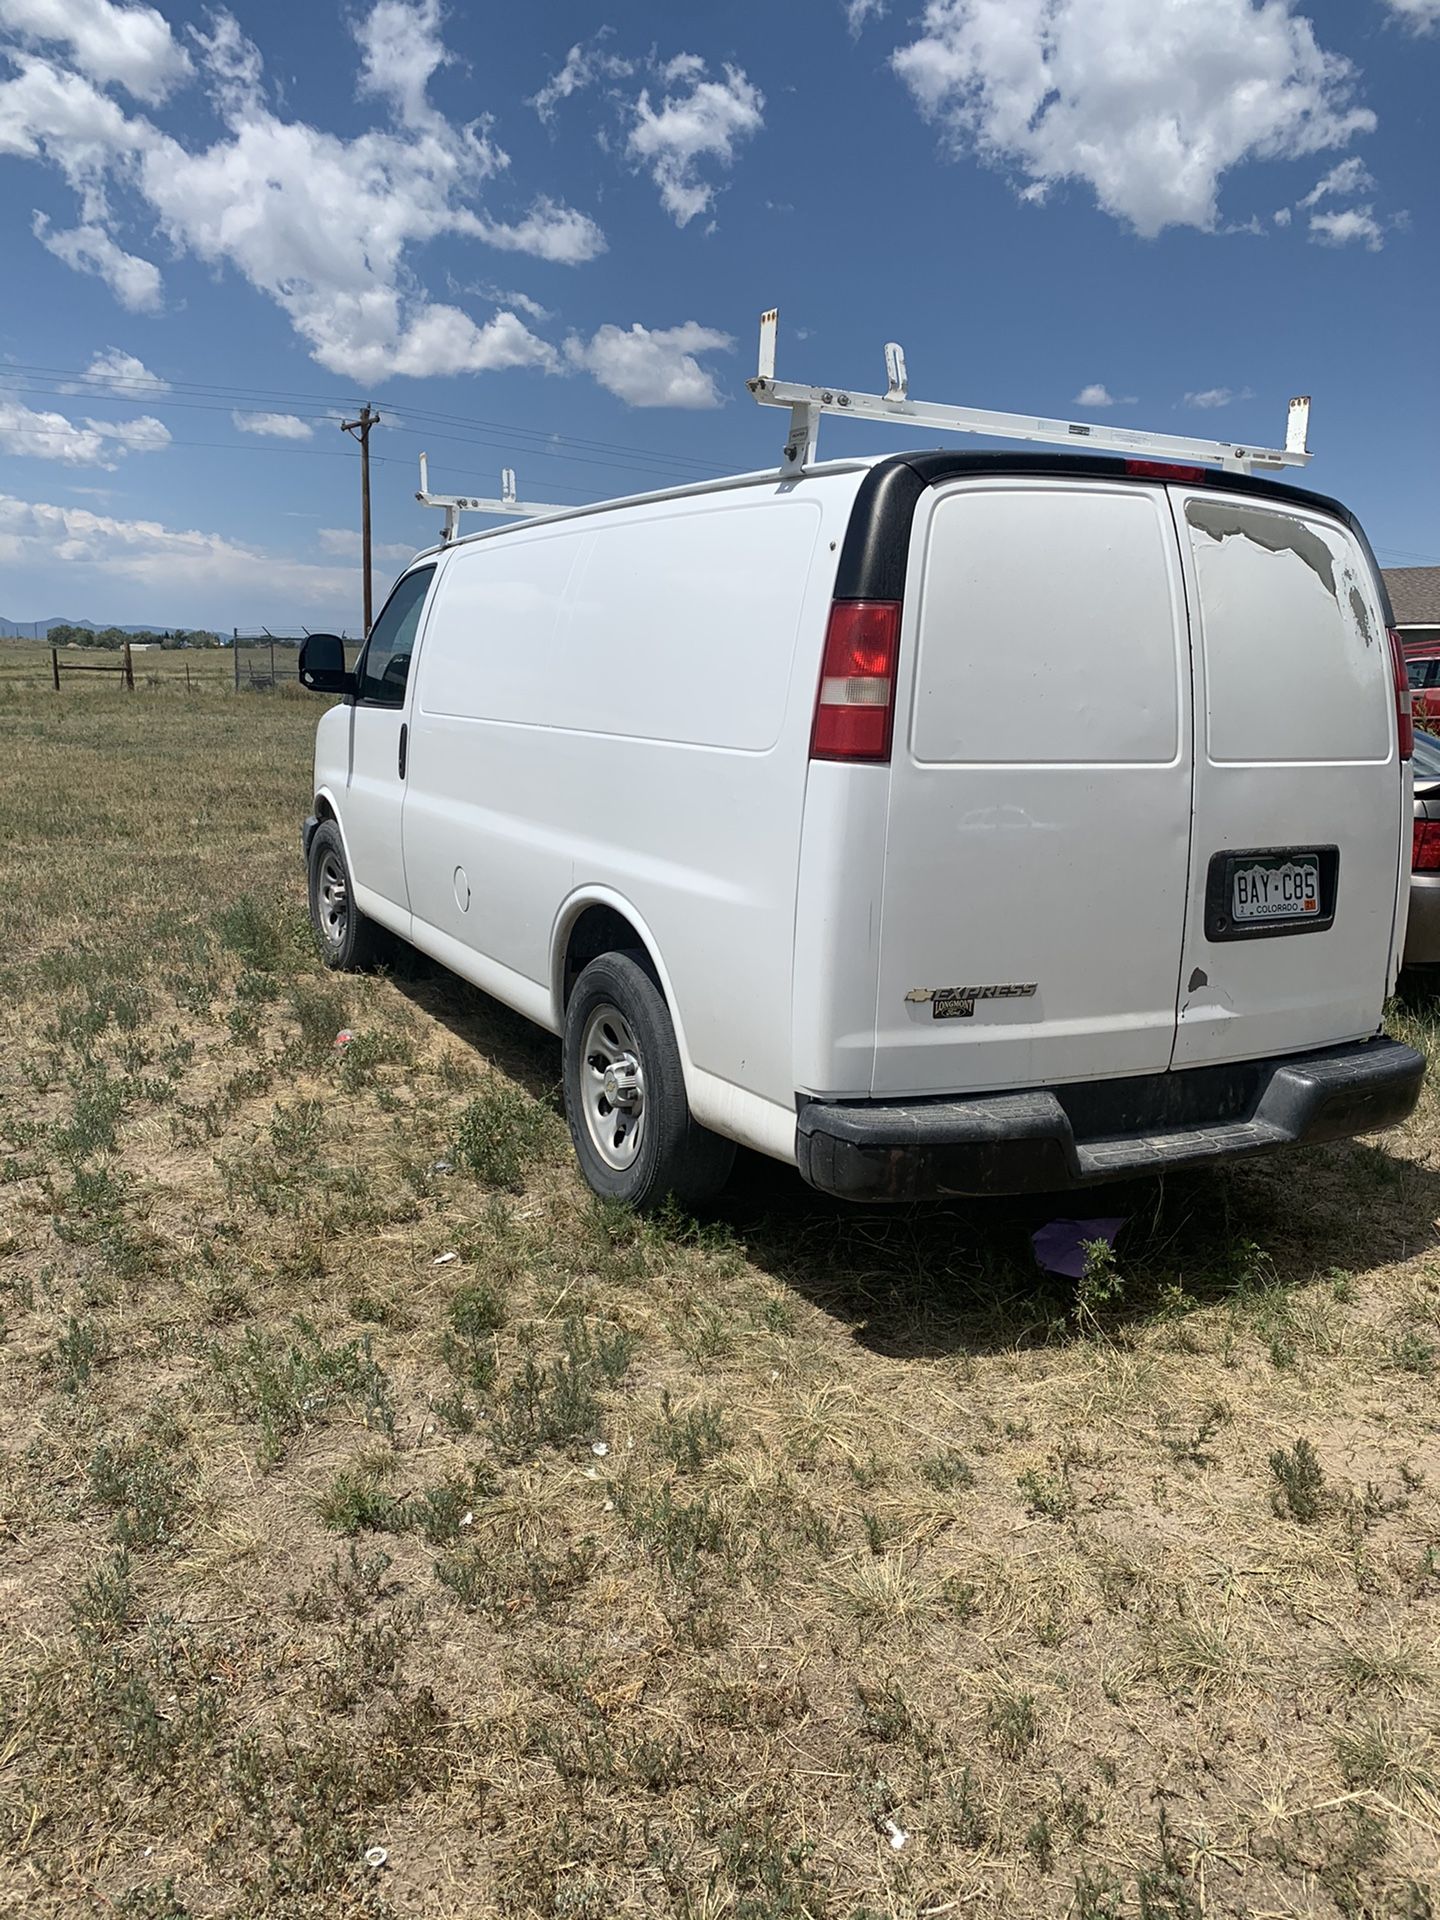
[1389, 626, 1414, 761]
[1414, 822, 1440, 872]
[811, 600, 901, 762]
[1124, 459, 1207, 483]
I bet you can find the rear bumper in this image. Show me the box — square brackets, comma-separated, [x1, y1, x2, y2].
[796, 1036, 1425, 1200]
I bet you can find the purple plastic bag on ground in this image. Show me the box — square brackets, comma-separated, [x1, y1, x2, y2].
[1031, 1216, 1127, 1280]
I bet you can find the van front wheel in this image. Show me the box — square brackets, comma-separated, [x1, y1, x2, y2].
[563, 953, 735, 1210]
[307, 820, 384, 972]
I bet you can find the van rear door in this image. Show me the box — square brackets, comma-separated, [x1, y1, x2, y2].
[1168, 489, 1403, 1067]
[871, 476, 1193, 1097]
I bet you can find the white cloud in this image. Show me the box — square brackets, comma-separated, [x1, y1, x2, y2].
[0, 491, 356, 609]
[530, 32, 633, 123]
[232, 411, 314, 440]
[319, 526, 417, 565]
[890, 0, 1376, 238]
[1273, 205, 1293, 227]
[1183, 386, 1254, 409]
[90, 412, 168, 452]
[464, 195, 606, 265]
[0, 0, 190, 103]
[844, 1, 887, 33]
[0, 53, 137, 214]
[1380, 0, 1440, 31]
[1, 5, 601, 381]
[1074, 382, 1135, 407]
[353, 0, 448, 130]
[626, 60, 764, 226]
[474, 284, 551, 322]
[1309, 205, 1384, 249]
[65, 347, 169, 395]
[1298, 156, 1375, 208]
[32, 213, 161, 309]
[0, 395, 168, 465]
[659, 52, 707, 86]
[187, 9, 263, 119]
[564, 321, 732, 408]
[372, 307, 558, 381]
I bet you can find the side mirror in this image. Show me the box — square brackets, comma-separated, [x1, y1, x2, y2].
[298, 633, 355, 696]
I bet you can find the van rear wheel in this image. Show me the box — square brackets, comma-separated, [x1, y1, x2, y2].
[563, 953, 734, 1210]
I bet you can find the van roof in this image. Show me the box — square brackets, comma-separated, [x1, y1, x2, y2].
[412, 450, 1385, 616]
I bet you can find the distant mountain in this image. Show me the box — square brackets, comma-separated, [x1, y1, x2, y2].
[0, 616, 173, 639]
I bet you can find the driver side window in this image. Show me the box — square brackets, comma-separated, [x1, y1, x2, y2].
[356, 566, 435, 706]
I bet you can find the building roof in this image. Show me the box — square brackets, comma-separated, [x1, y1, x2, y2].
[1383, 567, 1440, 627]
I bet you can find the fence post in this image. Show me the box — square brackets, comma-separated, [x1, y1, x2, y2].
[123, 640, 134, 691]
[233, 630, 240, 692]
[270, 638, 276, 684]
[51, 647, 60, 692]
[185, 660, 191, 692]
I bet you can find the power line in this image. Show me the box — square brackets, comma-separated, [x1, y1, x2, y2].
[0, 375, 728, 492]
[0, 357, 732, 478]
[0, 417, 383, 461]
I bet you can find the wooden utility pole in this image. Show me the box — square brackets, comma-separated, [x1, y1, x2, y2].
[340, 403, 379, 636]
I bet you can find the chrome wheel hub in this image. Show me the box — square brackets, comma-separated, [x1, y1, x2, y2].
[317, 849, 349, 948]
[581, 1005, 646, 1170]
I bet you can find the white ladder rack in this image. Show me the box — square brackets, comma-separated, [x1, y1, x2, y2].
[416, 455, 567, 543]
[746, 308, 1312, 478]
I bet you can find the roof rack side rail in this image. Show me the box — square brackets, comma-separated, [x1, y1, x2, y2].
[746, 308, 1312, 479]
[416, 455, 569, 543]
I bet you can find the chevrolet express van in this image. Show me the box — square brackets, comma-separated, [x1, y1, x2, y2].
[298, 450, 1423, 1208]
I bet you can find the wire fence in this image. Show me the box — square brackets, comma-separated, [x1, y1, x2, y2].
[231, 630, 305, 690]
[7, 631, 362, 696]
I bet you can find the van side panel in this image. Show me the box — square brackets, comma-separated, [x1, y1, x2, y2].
[870, 478, 1194, 1096]
[402, 477, 858, 1122]
[791, 762, 891, 1098]
[401, 524, 584, 991]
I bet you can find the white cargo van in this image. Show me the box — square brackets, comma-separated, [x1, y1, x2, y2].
[298, 449, 1422, 1208]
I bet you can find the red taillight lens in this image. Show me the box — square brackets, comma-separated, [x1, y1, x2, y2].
[1389, 626, 1414, 761]
[811, 600, 901, 762]
[1124, 459, 1207, 483]
[1414, 821, 1440, 872]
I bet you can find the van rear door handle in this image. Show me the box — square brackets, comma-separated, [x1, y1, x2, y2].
[398, 722, 408, 780]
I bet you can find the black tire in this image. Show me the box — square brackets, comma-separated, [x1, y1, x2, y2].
[307, 820, 386, 971]
[562, 952, 735, 1210]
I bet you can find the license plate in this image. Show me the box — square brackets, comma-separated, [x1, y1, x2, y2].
[1231, 854, 1321, 924]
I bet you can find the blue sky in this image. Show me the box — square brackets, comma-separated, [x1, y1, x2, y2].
[0, 0, 1435, 631]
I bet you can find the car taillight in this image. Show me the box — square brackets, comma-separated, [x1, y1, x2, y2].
[1389, 626, 1414, 761]
[1414, 821, 1440, 872]
[811, 600, 901, 762]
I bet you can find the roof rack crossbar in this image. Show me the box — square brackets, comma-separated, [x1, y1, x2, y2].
[747, 308, 1312, 479]
[416, 455, 567, 543]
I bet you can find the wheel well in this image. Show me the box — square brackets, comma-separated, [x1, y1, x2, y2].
[561, 904, 659, 1008]
[314, 796, 336, 823]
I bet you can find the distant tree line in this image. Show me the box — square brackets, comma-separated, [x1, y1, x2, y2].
[48, 624, 223, 650]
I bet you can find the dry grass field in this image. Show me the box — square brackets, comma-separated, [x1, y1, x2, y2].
[3, 642, 1440, 1919]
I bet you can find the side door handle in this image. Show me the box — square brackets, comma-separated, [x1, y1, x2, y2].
[398, 721, 408, 781]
